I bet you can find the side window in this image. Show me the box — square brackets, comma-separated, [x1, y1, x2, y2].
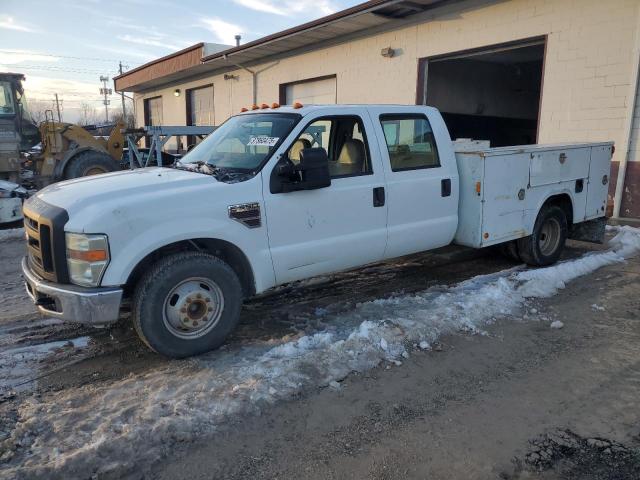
[286, 116, 372, 178]
[380, 115, 440, 172]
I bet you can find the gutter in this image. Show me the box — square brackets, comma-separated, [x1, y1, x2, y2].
[613, 5, 640, 218]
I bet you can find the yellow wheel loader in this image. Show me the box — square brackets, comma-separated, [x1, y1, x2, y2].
[0, 73, 124, 223]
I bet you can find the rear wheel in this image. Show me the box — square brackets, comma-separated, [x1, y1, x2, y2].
[64, 150, 117, 179]
[517, 205, 568, 267]
[132, 251, 243, 358]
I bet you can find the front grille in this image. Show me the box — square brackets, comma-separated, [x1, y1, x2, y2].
[22, 197, 70, 284]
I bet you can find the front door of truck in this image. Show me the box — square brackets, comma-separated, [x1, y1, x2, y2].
[368, 106, 459, 259]
[262, 109, 388, 284]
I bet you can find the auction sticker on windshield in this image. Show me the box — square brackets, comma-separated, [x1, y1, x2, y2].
[248, 136, 279, 147]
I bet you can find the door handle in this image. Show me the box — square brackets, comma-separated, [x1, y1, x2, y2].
[373, 186, 385, 207]
[441, 178, 451, 197]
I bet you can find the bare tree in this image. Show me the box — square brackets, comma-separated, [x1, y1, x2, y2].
[77, 102, 99, 126]
[110, 98, 136, 128]
[26, 99, 54, 125]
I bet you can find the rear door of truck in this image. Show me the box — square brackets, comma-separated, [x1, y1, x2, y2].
[367, 106, 459, 259]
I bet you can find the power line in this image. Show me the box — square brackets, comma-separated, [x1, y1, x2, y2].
[16, 64, 120, 75]
[0, 49, 140, 65]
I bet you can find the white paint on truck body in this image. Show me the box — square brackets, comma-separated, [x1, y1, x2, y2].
[454, 142, 613, 248]
[30, 105, 612, 295]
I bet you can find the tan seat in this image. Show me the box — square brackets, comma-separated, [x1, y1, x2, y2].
[333, 139, 365, 176]
[289, 138, 311, 164]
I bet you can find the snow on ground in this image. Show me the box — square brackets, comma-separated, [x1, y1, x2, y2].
[0, 228, 24, 242]
[2, 226, 640, 479]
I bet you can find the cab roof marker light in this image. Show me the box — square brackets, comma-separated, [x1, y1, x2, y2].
[251, 105, 260, 110]
[240, 107, 248, 112]
[271, 102, 280, 109]
[293, 102, 303, 109]
[260, 103, 269, 109]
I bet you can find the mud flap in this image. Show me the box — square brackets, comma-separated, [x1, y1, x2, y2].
[569, 217, 607, 244]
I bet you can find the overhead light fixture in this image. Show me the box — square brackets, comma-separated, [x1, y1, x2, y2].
[381, 47, 395, 58]
[174, 89, 181, 97]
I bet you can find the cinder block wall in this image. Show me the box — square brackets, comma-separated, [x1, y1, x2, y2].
[133, 0, 640, 215]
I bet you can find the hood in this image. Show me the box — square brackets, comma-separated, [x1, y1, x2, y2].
[35, 167, 217, 214]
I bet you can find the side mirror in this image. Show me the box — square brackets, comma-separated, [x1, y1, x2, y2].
[272, 147, 331, 193]
[298, 148, 331, 190]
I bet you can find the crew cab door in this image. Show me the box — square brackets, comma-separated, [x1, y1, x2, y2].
[367, 106, 459, 259]
[262, 109, 388, 284]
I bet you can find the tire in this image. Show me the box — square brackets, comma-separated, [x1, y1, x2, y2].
[132, 251, 243, 358]
[498, 241, 521, 262]
[517, 205, 568, 267]
[64, 150, 117, 179]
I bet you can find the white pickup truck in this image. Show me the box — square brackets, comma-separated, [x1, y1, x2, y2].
[21, 105, 613, 358]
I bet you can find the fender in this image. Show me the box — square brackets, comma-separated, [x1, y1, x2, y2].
[524, 187, 576, 234]
[99, 215, 276, 294]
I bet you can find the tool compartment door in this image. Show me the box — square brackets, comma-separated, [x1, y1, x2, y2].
[480, 152, 530, 246]
[585, 144, 613, 220]
[529, 147, 590, 187]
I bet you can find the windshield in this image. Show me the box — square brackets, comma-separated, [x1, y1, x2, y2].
[179, 112, 300, 171]
[0, 81, 16, 115]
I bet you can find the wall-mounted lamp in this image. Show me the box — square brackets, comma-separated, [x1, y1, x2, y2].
[174, 89, 181, 97]
[381, 47, 396, 58]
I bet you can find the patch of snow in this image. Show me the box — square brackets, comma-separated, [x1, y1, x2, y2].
[3, 226, 640, 479]
[419, 341, 430, 350]
[0, 227, 24, 242]
[591, 304, 605, 311]
[550, 320, 564, 329]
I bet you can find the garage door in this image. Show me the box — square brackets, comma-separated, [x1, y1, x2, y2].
[284, 76, 337, 105]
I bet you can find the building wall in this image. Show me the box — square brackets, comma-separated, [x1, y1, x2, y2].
[133, 0, 640, 215]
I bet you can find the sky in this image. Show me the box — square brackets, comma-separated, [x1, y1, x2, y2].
[0, 0, 361, 122]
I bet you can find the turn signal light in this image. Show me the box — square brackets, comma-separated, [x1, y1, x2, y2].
[475, 181, 482, 194]
[293, 102, 303, 109]
[68, 249, 108, 262]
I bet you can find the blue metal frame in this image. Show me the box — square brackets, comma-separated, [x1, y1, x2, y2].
[125, 125, 216, 168]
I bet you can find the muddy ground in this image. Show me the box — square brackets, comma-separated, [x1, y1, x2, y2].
[0, 230, 639, 479]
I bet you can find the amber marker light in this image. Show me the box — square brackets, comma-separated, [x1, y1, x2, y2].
[293, 102, 303, 109]
[67, 249, 108, 262]
[251, 105, 260, 110]
[271, 102, 280, 108]
[240, 107, 248, 112]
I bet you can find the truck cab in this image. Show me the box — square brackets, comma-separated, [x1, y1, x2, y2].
[21, 105, 611, 358]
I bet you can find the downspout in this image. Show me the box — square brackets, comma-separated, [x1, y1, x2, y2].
[222, 54, 279, 106]
[613, 6, 640, 218]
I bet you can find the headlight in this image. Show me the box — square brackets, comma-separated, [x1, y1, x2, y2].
[65, 233, 110, 287]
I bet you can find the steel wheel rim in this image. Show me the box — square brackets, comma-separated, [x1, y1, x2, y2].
[83, 166, 108, 176]
[162, 277, 224, 339]
[539, 217, 561, 256]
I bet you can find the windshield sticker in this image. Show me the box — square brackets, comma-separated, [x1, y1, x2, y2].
[247, 136, 279, 147]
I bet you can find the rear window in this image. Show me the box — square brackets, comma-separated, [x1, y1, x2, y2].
[380, 115, 440, 171]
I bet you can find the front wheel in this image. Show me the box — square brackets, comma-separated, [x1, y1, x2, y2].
[517, 205, 568, 267]
[132, 251, 243, 358]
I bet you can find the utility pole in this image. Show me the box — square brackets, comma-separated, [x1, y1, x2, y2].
[118, 62, 126, 120]
[54, 93, 62, 122]
[99, 75, 112, 123]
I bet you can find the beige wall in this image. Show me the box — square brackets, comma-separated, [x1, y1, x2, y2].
[134, 0, 640, 164]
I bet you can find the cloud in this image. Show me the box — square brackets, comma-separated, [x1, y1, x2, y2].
[0, 50, 59, 65]
[116, 34, 187, 51]
[233, 0, 337, 16]
[0, 15, 34, 32]
[200, 18, 243, 45]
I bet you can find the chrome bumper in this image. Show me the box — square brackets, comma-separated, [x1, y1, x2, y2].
[22, 257, 123, 325]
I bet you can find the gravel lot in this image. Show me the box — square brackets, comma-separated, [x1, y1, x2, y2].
[0, 227, 639, 479]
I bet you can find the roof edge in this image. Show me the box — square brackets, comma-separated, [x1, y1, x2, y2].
[201, 0, 393, 62]
[113, 42, 205, 81]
